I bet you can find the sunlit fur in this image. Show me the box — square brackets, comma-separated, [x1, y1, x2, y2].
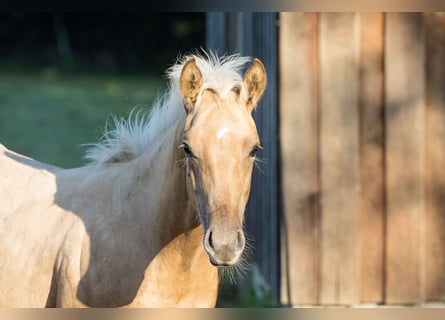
[84, 50, 266, 284]
[83, 51, 264, 281]
[0, 50, 266, 307]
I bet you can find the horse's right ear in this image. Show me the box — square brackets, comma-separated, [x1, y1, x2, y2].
[180, 58, 203, 113]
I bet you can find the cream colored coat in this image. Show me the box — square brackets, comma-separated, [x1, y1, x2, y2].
[0, 52, 266, 307]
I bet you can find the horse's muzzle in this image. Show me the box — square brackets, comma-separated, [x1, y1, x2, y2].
[203, 227, 245, 266]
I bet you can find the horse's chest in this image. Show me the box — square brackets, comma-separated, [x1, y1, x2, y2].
[133, 245, 220, 307]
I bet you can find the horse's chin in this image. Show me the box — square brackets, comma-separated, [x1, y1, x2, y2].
[209, 258, 237, 267]
[206, 251, 242, 267]
[210, 260, 230, 267]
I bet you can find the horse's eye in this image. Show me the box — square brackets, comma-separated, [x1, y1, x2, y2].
[250, 145, 261, 157]
[182, 143, 193, 157]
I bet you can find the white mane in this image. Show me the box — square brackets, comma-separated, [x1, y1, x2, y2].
[84, 51, 251, 166]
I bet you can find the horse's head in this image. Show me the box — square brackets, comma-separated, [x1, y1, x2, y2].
[178, 57, 267, 266]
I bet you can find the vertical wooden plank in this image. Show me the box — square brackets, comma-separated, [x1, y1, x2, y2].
[425, 12, 445, 302]
[319, 13, 360, 305]
[206, 13, 227, 51]
[248, 13, 280, 300]
[279, 12, 320, 306]
[385, 13, 426, 304]
[358, 13, 385, 303]
[206, 13, 245, 55]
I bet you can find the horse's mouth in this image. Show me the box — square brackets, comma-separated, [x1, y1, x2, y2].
[208, 256, 238, 267]
[210, 260, 230, 267]
[206, 248, 243, 267]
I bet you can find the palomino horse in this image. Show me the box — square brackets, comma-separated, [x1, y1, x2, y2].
[0, 52, 267, 307]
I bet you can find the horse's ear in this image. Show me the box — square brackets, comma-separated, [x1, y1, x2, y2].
[243, 58, 267, 112]
[180, 58, 203, 113]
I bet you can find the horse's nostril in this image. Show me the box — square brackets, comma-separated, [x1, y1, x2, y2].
[236, 230, 245, 252]
[204, 228, 245, 265]
[204, 230, 216, 254]
[208, 231, 214, 250]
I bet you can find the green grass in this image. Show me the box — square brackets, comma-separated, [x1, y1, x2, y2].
[0, 68, 166, 168]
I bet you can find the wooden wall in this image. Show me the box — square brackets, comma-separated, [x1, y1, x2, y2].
[206, 12, 445, 306]
[280, 12, 445, 306]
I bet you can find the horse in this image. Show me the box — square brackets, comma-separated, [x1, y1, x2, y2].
[0, 51, 267, 307]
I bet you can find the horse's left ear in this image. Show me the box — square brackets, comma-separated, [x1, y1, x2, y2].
[180, 58, 203, 113]
[243, 58, 267, 112]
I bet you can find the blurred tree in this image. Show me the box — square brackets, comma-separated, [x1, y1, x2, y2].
[0, 13, 205, 74]
[53, 13, 73, 68]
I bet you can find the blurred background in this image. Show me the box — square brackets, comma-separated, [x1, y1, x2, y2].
[0, 12, 205, 168]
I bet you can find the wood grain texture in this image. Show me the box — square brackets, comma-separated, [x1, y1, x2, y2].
[358, 12, 385, 303]
[425, 12, 445, 301]
[385, 13, 426, 304]
[319, 13, 360, 305]
[209, 12, 445, 306]
[279, 12, 320, 305]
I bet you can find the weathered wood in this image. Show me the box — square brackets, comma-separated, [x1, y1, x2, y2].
[279, 12, 320, 305]
[357, 12, 385, 303]
[209, 11, 445, 306]
[319, 13, 360, 305]
[385, 13, 426, 304]
[205, 14, 226, 51]
[425, 12, 445, 301]
[247, 13, 280, 300]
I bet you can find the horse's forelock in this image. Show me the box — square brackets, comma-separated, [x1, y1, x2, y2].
[168, 50, 251, 89]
